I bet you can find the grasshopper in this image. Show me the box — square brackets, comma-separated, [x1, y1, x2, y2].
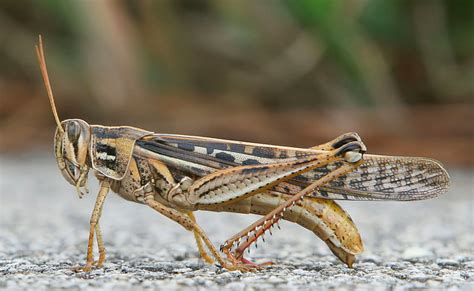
[35, 36, 450, 272]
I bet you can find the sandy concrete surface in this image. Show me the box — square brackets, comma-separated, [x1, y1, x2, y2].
[0, 154, 472, 290]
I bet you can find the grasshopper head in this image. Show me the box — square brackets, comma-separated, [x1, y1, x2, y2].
[36, 36, 93, 198]
[54, 119, 92, 198]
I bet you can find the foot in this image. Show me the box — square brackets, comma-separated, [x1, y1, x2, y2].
[240, 256, 274, 268]
[72, 259, 105, 272]
[72, 263, 93, 272]
[222, 249, 272, 272]
[92, 259, 104, 268]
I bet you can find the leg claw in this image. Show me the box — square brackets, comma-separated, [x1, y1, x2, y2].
[72, 260, 104, 272]
[72, 263, 93, 273]
[222, 249, 273, 272]
[92, 260, 104, 268]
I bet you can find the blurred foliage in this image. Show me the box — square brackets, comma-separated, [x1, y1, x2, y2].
[1, 0, 472, 108]
[0, 0, 472, 166]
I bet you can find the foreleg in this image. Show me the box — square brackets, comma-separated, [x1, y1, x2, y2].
[74, 180, 110, 272]
[138, 183, 247, 270]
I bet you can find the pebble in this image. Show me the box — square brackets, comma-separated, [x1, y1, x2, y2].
[224, 282, 246, 290]
[402, 247, 434, 260]
[267, 275, 286, 283]
[436, 259, 459, 267]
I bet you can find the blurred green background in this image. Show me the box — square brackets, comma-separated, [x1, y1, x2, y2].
[0, 0, 472, 166]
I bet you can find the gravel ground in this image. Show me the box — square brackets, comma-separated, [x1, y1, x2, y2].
[0, 153, 472, 290]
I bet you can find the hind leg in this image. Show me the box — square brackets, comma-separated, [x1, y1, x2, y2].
[219, 159, 362, 268]
[311, 132, 362, 151]
[211, 191, 363, 267]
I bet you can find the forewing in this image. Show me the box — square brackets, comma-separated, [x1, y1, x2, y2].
[136, 134, 450, 201]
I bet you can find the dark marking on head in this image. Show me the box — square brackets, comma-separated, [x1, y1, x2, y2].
[72, 142, 79, 158]
[215, 152, 236, 163]
[67, 121, 81, 143]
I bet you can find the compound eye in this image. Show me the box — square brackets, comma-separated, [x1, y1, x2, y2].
[67, 121, 81, 143]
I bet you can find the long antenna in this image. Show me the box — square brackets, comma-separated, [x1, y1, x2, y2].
[35, 35, 64, 133]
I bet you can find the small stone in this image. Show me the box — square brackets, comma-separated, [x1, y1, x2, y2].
[267, 275, 286, 283]
[462, 261, 474, 268]
[177, 278, 195, 286]
[292, 269, 310, 276]
[173, 267, 192, 273]
[362, 255, 382, 265]
[409, 273, 432, 282]
[402, 247, 434, 260]
[225, 282, 246, 290]
[129, 277, 139, 284]
[436, 259, 459, 267]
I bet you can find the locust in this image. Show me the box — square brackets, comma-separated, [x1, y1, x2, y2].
[35, 36, 450, 272]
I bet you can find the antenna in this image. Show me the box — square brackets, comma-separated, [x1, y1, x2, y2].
[35, 35, 64, 133]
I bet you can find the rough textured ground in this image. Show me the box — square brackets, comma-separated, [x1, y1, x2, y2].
[0, 154, 472, 290]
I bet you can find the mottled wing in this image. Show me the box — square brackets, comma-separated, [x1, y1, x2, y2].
[282, 155, 450, 201]
[136, 134, 450, 201]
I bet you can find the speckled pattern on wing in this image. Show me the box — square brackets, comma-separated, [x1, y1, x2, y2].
[316, 155, 450, 201]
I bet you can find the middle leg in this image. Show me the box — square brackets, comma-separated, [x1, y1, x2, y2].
[187, 212, 215, 264]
